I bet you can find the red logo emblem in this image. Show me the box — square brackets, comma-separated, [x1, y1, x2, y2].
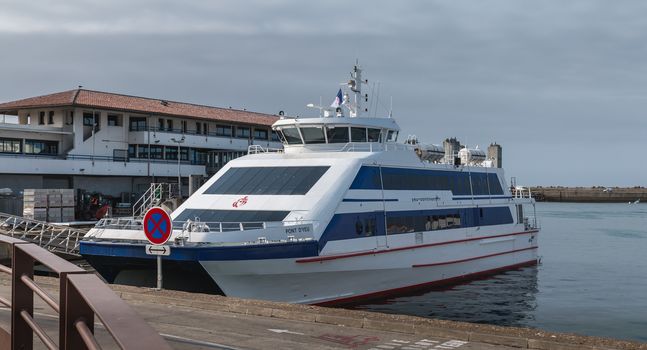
[232, 196, 249, 208]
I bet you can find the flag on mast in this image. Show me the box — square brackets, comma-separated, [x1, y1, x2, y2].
[330, 89, 343, 108]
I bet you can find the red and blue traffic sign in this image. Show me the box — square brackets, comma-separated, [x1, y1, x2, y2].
[143, 207, 172, 245]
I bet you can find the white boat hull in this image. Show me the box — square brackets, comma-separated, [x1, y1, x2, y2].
[200, 230, 538, 304]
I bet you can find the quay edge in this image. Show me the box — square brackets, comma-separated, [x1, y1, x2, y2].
[2, 275, 644, 350]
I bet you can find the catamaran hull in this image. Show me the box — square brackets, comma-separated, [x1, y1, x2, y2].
[200, 230, 539, 304]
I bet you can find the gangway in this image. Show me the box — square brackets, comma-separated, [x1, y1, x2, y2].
[132, 183, 179, 218]
[0, 212, 86, 258]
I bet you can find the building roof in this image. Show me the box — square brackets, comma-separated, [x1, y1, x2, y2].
[0, 89, 279, 126]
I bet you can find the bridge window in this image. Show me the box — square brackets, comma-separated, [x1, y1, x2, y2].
[280, 127, 302, 144]
[300, 126, 326, 144]
[367, 128, 381, 142]
[326, 126, 349, 143]
[387, 130, 398, 142]
[351, 127, 367, 142]
[204, 166, 330, 195]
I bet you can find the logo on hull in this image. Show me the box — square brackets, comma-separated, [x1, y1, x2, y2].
[232, 196, 249, 208]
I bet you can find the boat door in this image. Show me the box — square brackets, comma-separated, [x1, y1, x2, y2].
[373, 211, 388, 249]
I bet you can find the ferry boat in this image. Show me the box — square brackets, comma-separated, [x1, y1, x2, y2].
[80, 64, 539, 305]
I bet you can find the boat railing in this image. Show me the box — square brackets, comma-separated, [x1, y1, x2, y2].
[512, 186, 533, 199]
[247, 144, 284, 154]
[92, 217, 316, 234]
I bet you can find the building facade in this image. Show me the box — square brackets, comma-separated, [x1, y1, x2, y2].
[0, 89, 281, 198]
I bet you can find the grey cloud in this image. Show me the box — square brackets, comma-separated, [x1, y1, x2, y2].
[1, 0, 646, 186]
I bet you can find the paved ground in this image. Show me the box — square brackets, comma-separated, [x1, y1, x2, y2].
[0, 275, 645, 350]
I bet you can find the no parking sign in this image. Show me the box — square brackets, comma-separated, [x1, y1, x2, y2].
[143, 207, 172, 245]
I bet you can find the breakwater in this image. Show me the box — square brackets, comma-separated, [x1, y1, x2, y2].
[530, 187, 647, 202]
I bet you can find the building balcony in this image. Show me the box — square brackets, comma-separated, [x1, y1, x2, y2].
[0, 152, 206, 177]
[127, 127, 281, 150]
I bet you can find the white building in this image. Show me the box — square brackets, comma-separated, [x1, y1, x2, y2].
[0, 89, 281, 197]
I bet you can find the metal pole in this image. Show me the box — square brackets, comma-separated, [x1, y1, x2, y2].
[156, 255, 162, 290]
[177, 142, 181, 198]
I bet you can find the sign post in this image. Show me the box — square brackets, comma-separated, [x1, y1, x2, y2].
[143, 207, 172, 291]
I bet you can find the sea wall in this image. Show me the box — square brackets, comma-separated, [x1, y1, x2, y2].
[530, 187, 647, 203]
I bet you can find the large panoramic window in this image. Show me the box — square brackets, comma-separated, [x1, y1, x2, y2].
[174, 209, 290, 225]
[350, 166, 504, 195]
[300, 126, 326, 144]
[204, 166, 330, 195]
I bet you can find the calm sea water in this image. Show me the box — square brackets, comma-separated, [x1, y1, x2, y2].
[352, 202, 647, 342]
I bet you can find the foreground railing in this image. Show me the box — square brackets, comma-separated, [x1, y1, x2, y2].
[0, 235, 171, 350]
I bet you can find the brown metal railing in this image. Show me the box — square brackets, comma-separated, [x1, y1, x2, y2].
[0, 235, 172, 350]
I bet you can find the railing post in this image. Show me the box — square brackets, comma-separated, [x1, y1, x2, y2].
[60, 271, 90, 350]
[63, 277, 94, 350]
[12, 245, 34, 350]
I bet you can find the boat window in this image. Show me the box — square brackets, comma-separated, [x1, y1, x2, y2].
[174, 209, 290, 224]
[300, 126, 326, 144]
[326, 126, 349, 143]
[280, 127, 302, 144]
[204, 166, 330, 195]
[351, 127, 367, 142]
[387, 130, 398, 142]
[367, 128, 381, 142]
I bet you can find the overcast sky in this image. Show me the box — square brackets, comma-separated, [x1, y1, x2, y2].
[1, 0, 646, 186]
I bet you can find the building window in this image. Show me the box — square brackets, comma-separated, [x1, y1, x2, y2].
[107, 114, 123, 126]
[25, 140, 58, 155]
[128, 145, 136, 159]
[158, 118, 164, 131]
[39, 112, 45, 125]
[180, 147, 189, 161]
[165, 146, 178, 160]
[48, 111, 55, 125]
[271, 130, 279, 142]
[203, 123, 208, 135]
[137, 145, 149, 159]
[236, 126, 250, 139]
[0, 138, 21, 153]
[83, 112, 100, 129]
[129, 117, 147, 131]
[196, 122, 202, 134]
[150, 145, 163, 159]
[181, 120, 187, 133]
[167, 119, 174, 131]
[216, 125, 232, 137]
[253, 129, 268, 140]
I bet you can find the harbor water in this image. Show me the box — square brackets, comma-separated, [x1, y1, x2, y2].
[352, 202, 647, 342]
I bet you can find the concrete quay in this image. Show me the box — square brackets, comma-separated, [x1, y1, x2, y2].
[0, 275, 645, 350]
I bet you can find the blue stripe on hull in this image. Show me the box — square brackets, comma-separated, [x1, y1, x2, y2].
[80, 240, 319, 261]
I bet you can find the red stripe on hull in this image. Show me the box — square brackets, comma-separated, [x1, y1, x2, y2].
[314, 259, 539, 306]
[412, 246, 538, 268]
[297, 229, 539, 264]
